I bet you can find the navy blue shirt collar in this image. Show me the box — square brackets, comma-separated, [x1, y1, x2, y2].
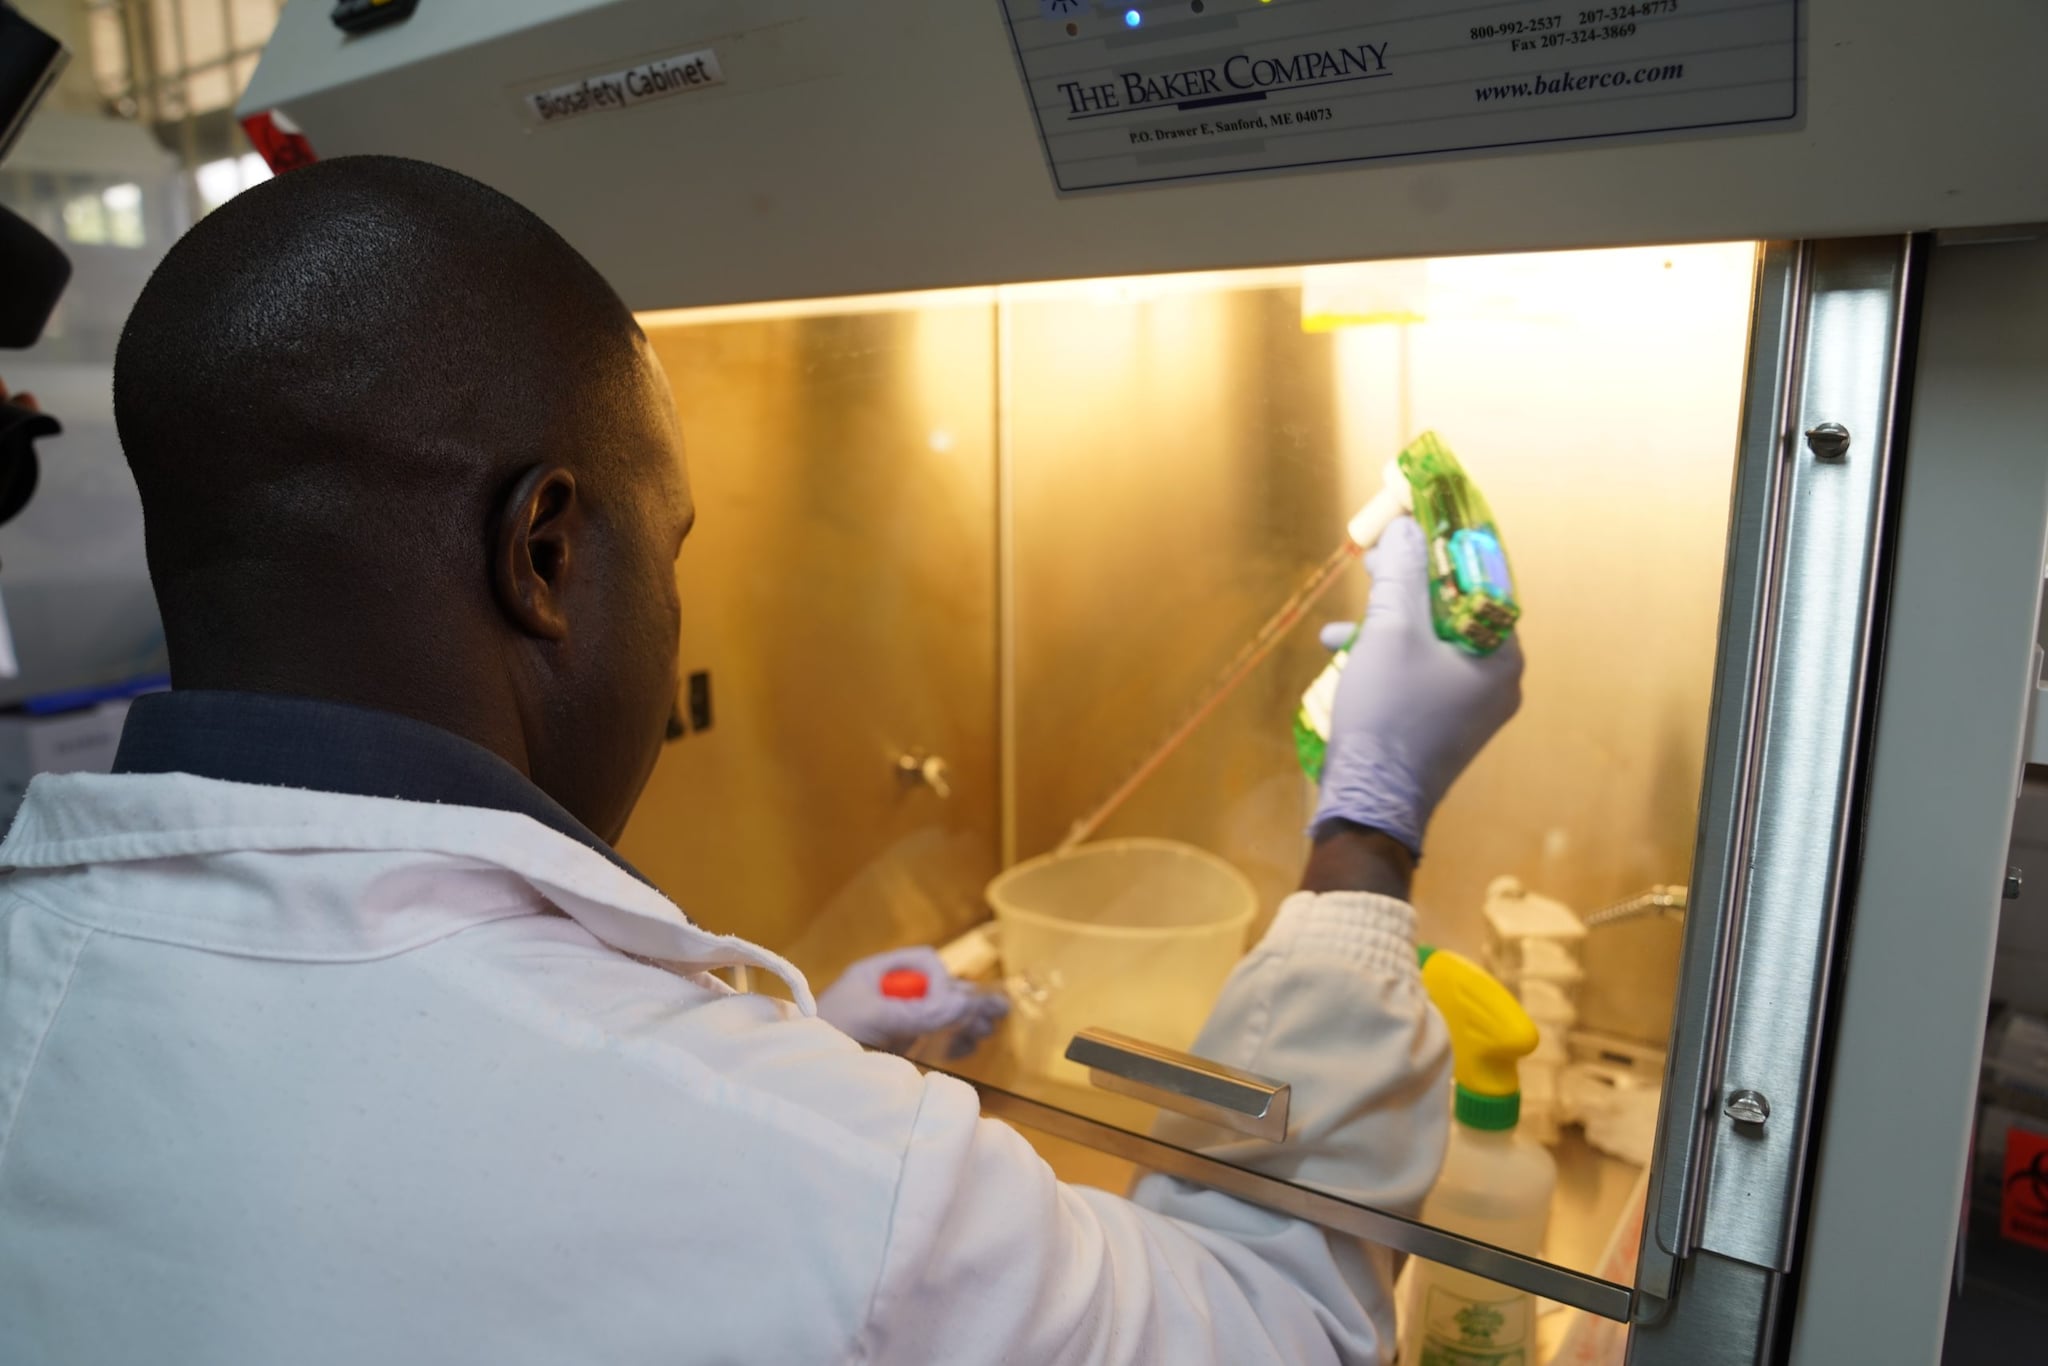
[112, 690, 646, 883]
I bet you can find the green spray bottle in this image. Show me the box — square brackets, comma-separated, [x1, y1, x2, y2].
[1294, 432, 1520, 780]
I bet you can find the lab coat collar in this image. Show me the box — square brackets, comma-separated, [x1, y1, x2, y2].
[0, 771, 815, 1012]
[113, 688, 646, 884]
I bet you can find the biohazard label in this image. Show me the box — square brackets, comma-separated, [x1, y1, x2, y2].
[2002, 1125, 2048, 1252]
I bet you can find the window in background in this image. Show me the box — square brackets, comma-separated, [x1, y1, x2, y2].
[58, 181, 142, 246]
[80, 0, 286, 214]
[85, 0, 283, 121]
[194, 150, 268, 213]
[59, 187, 109, 244]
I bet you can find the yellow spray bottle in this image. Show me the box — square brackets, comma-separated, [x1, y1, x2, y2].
[1399, 948, 1557, 1366]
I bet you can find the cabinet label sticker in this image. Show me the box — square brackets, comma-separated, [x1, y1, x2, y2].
[524, 49, 725, 126]
[1000, 0, 1800, 192]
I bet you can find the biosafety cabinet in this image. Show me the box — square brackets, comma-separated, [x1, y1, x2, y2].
[241, 3, 2048, 1361]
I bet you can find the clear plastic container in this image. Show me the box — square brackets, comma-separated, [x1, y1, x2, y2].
[1402, 1123, 1558, 1364]
[987, 838, 1256, 1086]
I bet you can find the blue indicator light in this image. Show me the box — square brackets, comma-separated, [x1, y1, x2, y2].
[1124, 9, 1142, 26]
[1449, 528, 1514, 601]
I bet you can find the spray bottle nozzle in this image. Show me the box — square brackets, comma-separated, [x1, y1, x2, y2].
[1343, 460, 1414, 550]
[1417, 946, 1538, 1131]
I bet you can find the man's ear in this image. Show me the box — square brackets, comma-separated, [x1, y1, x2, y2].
[492, 464, 580, 641]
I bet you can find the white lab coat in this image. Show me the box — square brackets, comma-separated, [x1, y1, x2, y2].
[0, 772, 1448, 1365]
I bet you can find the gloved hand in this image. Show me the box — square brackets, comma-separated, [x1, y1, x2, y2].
[1312, 515, 1524, 855]
[817, 946, 1010, 1058]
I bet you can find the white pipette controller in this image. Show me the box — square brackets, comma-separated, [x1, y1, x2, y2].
[1346, 459, 1416, 553]
[1057, 462, 1415, 852]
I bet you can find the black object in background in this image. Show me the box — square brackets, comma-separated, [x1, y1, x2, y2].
[0, 0, 72, 535]
[0, 2, 71, 349]
[0, 203, 69, 349]
[0, 396, 52, 525]
[332, 0, 422, 34]
[0, 2, 64, 166]
[688, 670, 713, 733]
[663, 672, 715, 742]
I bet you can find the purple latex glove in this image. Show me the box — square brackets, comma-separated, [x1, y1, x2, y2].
[816, 946, 1010, 1058]
[1312, 515, 1524, 855]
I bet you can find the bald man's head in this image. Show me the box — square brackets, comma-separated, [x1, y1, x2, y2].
[114, 156, 693, 840]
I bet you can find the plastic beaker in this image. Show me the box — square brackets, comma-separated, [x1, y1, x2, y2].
[987, 838, 1257, 1086]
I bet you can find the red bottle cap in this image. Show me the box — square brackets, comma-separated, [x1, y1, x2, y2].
[879, 968, 929, 1000]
